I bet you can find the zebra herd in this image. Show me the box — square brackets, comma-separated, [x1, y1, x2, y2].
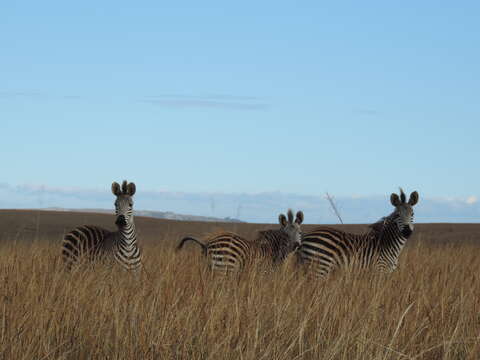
[177, 209, 304, 272]
[61, 180, 419, 278]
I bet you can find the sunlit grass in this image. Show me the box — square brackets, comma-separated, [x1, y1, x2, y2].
[0, 239, 479, 359]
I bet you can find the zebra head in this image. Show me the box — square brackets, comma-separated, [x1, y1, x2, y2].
[279, 209, 304, 250]
[390, 188, 419, 238]
[111, 180, 136, 228]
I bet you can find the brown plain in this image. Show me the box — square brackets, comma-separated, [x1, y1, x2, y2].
[0, 209, 479, 359]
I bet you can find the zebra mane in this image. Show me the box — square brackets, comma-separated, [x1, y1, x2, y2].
[256, 229, 286, 240]
[368, 211, 398, 241]
[368, 213, 396, 234]
[369, 217, 386, 233]
[112, 180, 136, 196]
[121, 180, 128, 194]
[255, 230, 291, 249]
[256, 229, 292, 263]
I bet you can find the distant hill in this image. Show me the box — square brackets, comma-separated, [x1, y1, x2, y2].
[43, 207, 244, 223]
[1, 209, 479, 246]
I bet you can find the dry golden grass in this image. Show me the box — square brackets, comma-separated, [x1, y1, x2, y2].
[1, 210, 480, 359]
[0, 238, 479, 359]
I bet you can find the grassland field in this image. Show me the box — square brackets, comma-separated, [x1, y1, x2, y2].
[0, 209, 479, 359]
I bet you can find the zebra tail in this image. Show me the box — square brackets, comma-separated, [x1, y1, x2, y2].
[176, 236, 207, 255]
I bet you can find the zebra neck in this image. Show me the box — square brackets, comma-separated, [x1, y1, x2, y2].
[259, 230, 291, 262]
[117, 221, 137, 249]
[372, 214, 407, 266]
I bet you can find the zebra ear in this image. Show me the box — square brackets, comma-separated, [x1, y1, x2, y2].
[390, 193, 401, 207]
[295, 211, 304, 225]
[279, 214, 288, 227]
[408, 191, 419, 206]
[127, 182, 136, 196]
[112, 182, 121, 196]
[287, 209, 294, 224]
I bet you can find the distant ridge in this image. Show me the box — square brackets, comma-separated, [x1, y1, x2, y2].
[42, 207, 244, 223]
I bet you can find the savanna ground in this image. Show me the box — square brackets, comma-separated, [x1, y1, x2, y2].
[0, 210, 479, 359]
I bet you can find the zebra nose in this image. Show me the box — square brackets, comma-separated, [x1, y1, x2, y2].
[401, 226, 412, 238]
[115, 215, 127, 226]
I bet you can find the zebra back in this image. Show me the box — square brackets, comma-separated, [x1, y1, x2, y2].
[62, 225, 111, 269]
[204, 232, 253, 272]
[298, 226, 356, 276]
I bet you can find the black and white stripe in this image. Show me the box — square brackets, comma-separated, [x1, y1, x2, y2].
[297, 189, 419, 277]
[176, 209, 304, 272]
[62, 180, 141, 271]
[177, 231, 251, 272]
[254, 209, 304, 266]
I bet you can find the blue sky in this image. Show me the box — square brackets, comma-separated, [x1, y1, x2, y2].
[1, 1, 479, 221]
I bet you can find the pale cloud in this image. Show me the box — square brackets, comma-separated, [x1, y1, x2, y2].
[142, 99, 269, 111]
[0, 91, 45, 99]
[466, 196, 478, 205]
[141, 94, 269, 111]
[1, 182, 479, 223]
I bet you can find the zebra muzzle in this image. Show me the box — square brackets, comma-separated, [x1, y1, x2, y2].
[115, 215, 127, 226]
[401, 226, 413, 238]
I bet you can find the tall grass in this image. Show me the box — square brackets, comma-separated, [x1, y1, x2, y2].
[0, 240, 479, 359]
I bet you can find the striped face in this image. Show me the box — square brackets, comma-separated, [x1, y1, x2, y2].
[282, 221, 302, 247]
[279, 209, 304, 250]
[114, 195, 134, 227]
[393, 204, 415, 238]
[390, 189, 419, 238]
[111, 180, 136, 228]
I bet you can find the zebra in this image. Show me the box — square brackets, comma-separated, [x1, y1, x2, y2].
[61, 180, 141, 271]
[176, 209, 304, 272]
[255, 209, 304, 266]
[296, 189, 419, 278]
